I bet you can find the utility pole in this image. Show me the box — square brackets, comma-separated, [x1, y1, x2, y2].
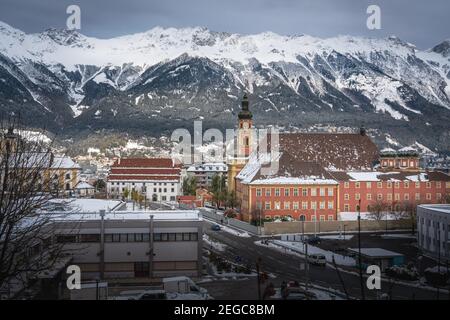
[314, 207, 317, 237]
[99, 210, 105, 280]
[357, 199, 365, 300]
[149, 215, 154, 279]
[437, 228, 441, 300]
[256, 257, 262, 300]
[305, 241, 309, 292]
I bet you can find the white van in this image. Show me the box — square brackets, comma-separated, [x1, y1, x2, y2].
[309, 254, 327, 266]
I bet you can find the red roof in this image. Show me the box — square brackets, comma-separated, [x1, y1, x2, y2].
[112, 158, 180, 168]
[110, 168, 180, 175]
[108, 175, 179, 181]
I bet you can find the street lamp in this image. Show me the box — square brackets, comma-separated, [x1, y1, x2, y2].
[357, 199, 365, 300]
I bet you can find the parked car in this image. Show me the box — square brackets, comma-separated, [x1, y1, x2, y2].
[125, 290, 168, 300]
[211, 224, 221, 231]
[309, 254, 327, 266]
[304, 236, 321, 245]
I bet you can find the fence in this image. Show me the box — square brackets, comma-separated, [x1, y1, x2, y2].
[263, 219, 413, 235]
[201, 209, 260, 235]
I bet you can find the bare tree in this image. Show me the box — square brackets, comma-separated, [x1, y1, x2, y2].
[0, 120, 70, 298]
[398, 200, 418, 234]
[367, 199, 389, 221]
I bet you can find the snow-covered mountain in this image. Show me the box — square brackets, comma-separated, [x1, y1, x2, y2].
[0, 21, 449, 152]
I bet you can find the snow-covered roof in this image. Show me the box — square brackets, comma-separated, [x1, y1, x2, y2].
[346, 171, 398, 182]
[418, 204, 450, 215]
[75, 181, 95, 189]
[250, 177, 337, 185]
[186, 162, 228, 172]
[347, 248, 403, 258]
[50, 210, 201, 222]
[43, 198, 124, 213]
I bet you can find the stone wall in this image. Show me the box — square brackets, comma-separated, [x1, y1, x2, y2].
[263, 219, 413, 235]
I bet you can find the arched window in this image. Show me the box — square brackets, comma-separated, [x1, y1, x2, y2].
[65, 183, 70, 190]
[244, 137, 249, 146]
[152, 194, 158, 202]
[299, 215, 306, 221]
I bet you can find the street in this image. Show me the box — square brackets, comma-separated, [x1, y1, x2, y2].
[201, 217, 449, 300]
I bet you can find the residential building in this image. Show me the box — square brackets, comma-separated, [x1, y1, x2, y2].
[186, 162, 228, 189]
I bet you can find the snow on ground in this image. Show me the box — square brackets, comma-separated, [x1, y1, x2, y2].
[320, 234, 354, 240]
[271, 240, 356, 267]
[379, 233, 416, 239]
[338, 212, 404, 221]
[203, 234, 227, 252]
[220, 225, 251, 238]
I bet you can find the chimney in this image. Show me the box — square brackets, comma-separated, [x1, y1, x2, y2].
[359, 126, 366, 136]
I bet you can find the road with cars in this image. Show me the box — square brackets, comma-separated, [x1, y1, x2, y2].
[202, 216, 448, 300]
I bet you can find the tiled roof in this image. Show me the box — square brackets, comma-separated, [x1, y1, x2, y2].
[110, 168, 180, 175]
[276, 133, 379, 171]
[108, 175, 179, 181]
[111, 158, 180, 168]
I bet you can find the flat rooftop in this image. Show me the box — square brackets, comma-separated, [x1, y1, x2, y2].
[348, 248, 404, 258]
[43, 198, 124, 213]
[50, 210, 201, 222]
[418, 204, 450, 214]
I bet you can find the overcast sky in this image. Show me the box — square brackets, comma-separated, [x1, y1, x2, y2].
[0, 0, 449, 49]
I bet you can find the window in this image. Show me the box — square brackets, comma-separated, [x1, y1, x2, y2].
[387, 194, 392, 201]
[328, 215, 334, 221]
[387, 182, 392, 188]
[404, 181, 409, 188]
[404, 194, 410, 200]
[395, 182, 400, 189]
[366, 182, 371, 188]
[377, 194, 382, 200]
[320, 215, 325, 221]
[355, 193, 360, 200]
[256, 201, 262, 210]
[426, 182, 431, 189]
[302, 188, 308, 196]
[265, 202, 271, 210]
[436, 182, 441, 188]
[344, 204, 350, 211]
[80, 234, 100, 243]
[274, 202, 281, 210]
[256, 188, 262, 197]
[394, 193, 400, 201]
[302, 202, 308, 210]
[284, 202, 290, 210]
[311, 188, 317, 196]
[311, 202, 317, 210]
[284, 188, 290, 196]
[293, 202, 299, 210]
[344, 182, 349, 188]
[355, 182, 360, 188]
[344, 194, 349, 200]
[319, 188, 325, 196]
[319, 201, 325, 209]
[311, 215, 316, 222]
[415, 182, 420, 188]
[275, 188, 280, 196]
[56, 235, 77, 243]
[426, 193, 431, 200]
[377, 182, 382, 188]
[293, 188, 299, 196]
[415, 193, 420, 201]
[437, 193, 442, 200]
[328, 188, 333, 196]
[367, 193, 372, 200]
[328, 201, 333, 209]
[265, 189, 271, 197]
[65, 173, 71, 180]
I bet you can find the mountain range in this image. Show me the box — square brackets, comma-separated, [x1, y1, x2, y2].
[0, 21, 449, 153]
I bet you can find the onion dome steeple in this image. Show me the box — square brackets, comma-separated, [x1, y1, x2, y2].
[238, 94, 252, 120]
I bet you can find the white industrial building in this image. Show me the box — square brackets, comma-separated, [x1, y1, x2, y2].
[417, 204, 450, 262]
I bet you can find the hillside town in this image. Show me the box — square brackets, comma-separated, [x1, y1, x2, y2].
[1, 94, 449, 301]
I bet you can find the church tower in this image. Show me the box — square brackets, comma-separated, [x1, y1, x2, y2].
[227, 94, 254, 192]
